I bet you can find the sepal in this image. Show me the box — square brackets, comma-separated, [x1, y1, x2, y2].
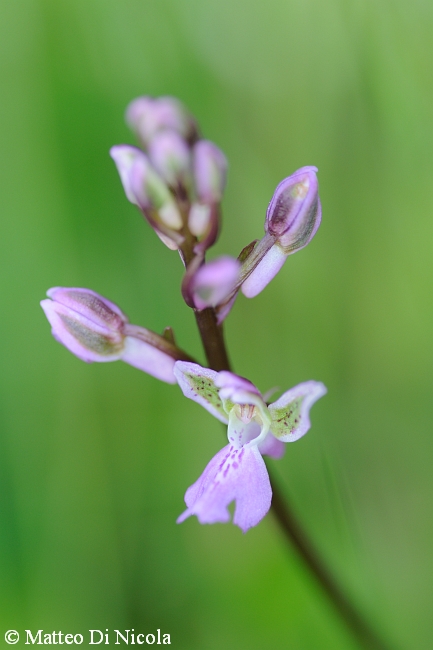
[174, 361, 228, 423]
[269, 380, 327, 441]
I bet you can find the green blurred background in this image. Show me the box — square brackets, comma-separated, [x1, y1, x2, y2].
[1, 0, 433, 647]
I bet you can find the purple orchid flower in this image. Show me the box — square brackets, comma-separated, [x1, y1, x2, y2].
[41, 287, 192, 383]
[174, 361, 326, 532]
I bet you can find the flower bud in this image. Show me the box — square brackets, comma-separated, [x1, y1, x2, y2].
[110, 145, 183, 248]
[241, 166, 321, 298]
[148, 130, 191, 189]
[41, 288, 127, 363]
[129, 155, 182, 230]
[188, 202, 212, 237]
[41, 288, 193, 383]
[265, 166, 321, 252]
[192, 140, 227, 204]
[109, 145, 143, 205]
[187, 257, 240, 310]
[125, 96, 197, 146]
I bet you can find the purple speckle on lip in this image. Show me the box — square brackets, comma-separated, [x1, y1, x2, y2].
[223, 463, 230, 477]
[232, 462, 238, 469]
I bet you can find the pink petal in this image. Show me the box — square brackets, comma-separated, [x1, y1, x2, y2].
[269, 380, 327, 442]
[174, 362, 228, 423]
[177, 443, 272, 532]
[258, 433, 286, 459]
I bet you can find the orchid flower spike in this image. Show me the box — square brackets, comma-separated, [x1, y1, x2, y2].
[174, 362, 326, 532]
[241, 166, 321, 298]
[41, 288, 193, 383]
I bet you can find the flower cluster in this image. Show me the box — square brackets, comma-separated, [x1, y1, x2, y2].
[41, 96, 325, 531]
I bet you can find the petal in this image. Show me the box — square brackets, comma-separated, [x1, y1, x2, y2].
[227, 412, 262, 448]
[174, 361, 228, 423]
[258, 432, 286, 459]
[215, 371, 262, 407]
[121, 336, 176, 384]
[241, 244, 287, 298]
[177, 444, 272, 532]
[269, 381, 327, 442]
[215, 371, 260, 396]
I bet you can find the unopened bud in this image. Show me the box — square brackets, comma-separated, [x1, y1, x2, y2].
[129, 155, 182, 229]
[109, 145, 143, 205]
[41, 287, 127, 363]
[110, 145, 183, 244]
[41, 288, 193, 383]
[125, 96, 197, 146]
[265, 166, 321, 252]
[241, 166, 321, 298]
[188, 202, 211, 237]
[187, 257, 240, 310]
[148, 130, 191, 189]
[192, 140, 227, 204]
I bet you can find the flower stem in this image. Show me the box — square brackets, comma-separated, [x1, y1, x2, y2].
[268, 470, 393, 650]
[192, 302, 393, 650]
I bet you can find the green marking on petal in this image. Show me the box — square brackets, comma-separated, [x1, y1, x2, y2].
[269, 396, 304, 439]
[220, 397, 235, 414]
[184, 371, 228, 418]
[60, 315, 124, 356]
